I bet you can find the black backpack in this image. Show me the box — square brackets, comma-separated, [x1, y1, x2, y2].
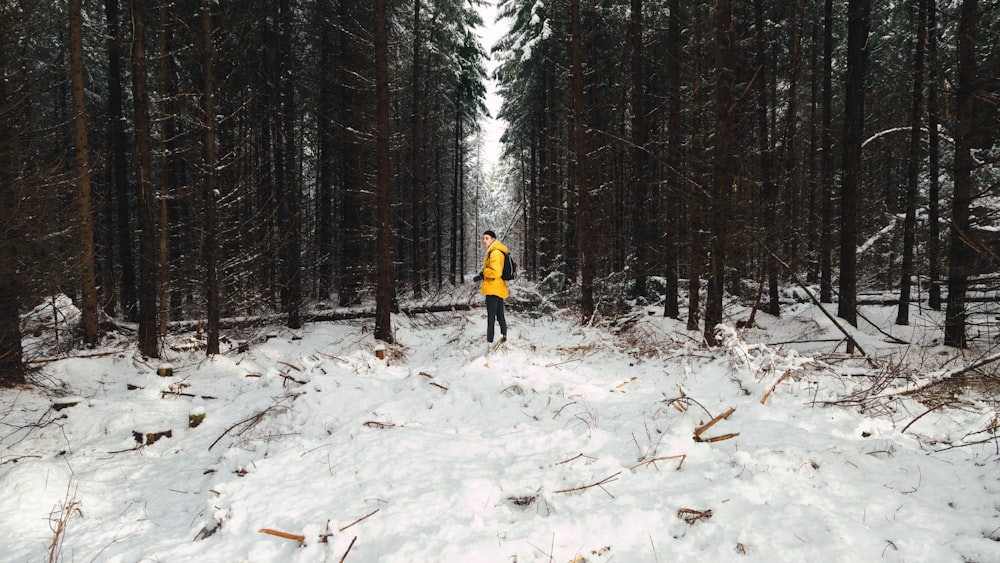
[492, 249, 517, 281]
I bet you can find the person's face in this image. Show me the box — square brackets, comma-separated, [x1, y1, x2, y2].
[482, 234, 495, 247]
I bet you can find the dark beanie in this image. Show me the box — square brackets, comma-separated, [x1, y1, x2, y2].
[483, 230, 497, 239]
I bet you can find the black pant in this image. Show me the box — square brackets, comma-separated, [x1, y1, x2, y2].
[485, 295, 507, 343]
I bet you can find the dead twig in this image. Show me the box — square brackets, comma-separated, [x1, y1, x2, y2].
[339, 536, 357, 563]
[258, 528, 305, 544]
[761, 371, 791, 405]
[339, 508, 379, 532]
[677, 507, 713, 525]
[630, 454, 686, 471]
[553, 471, 621, 495]
[208, 405, 281, 451]
[900, 403, 945, 434]
[556, 453, 596, 465]
[693, 407, 735, 441]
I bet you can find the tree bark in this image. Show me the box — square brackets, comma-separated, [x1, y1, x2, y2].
[926, 0, 942, 310]
[130, 0, 159, 358]
[944, 0, 979, 348]
[69, 0, 99, 346]
[374, 0, 394, 343]
[838, 0, 871, 340]
[0, 28, 25, 385]
[662, 0, 681, 319]
[570, 0, 594, 323]
[629, 0, 649, 298]
[105, 0, 133, 320]
[896, 0, 926, 326]
[201, 0, 220, 355]
[705, 0, 736, 346]
[819, 0, 834, 304]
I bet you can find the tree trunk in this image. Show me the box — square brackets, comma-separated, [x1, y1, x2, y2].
[69, 0, 99, 346]
[838, 0, 871, 339]
[753, 0, 778, 317]
[129, 0, 159, 358]
[944, 0, 978, 348]
[317, 22, 335, 300]
[705, 0, 736, 346]
[819, 0, 834, 304]
[926, 0, 942, 310]
[410, 0, 425, 298]
[629, 0, 649, 298]
[0, 34, 25, 386]
[686, 1, 705, 333]
[662, 0, 681, 319]
[105, 0, 132, 319]
[374, 0, 394, 343]
[157, 0, 175, 336]
[896, 0, 926, 326]
[279, 0, 301, 329]
[570, 0, 594, 323]
[201, 0, 220, 355]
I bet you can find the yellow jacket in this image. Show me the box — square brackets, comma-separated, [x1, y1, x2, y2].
[481, 241, 510, 299]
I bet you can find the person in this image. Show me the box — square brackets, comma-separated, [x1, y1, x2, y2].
[473, 230, 508, 356]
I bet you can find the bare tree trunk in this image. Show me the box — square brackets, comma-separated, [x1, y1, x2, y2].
[687, 1, 705, 333]
[157, 0, 174, 336]
[0, 30, 25, 385]
[317, 22, 335, 300]
[105, 0, 132, 319]
[130, 0, 159, 358]
[629, 0, 649, 298]
[897, 0, 926, 326]
[662, 0, 681, 319]
[753, 0, 778, 317]
[69, 0, 99, 346]
[705, 0, 736, 346]
[201, 0, 220, 355]
[570, 0, 594, 323]
[926, 0, 942, 310]
[819, 0, 834, 304]
[410, 0, 425, 298]
[374, 0, 394, 343]
[838, 0, 871, 341]
[278, 0, 301, 330]
[944, 0, 979, 348]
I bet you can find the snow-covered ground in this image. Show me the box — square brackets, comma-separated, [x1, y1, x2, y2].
[2, 289, 999, 562]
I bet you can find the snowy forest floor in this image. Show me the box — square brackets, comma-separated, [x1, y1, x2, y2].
[2, 284, 1000, 562]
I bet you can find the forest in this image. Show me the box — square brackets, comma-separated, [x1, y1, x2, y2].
[0, 0, 998, 386]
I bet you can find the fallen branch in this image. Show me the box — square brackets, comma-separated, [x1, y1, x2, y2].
[208, 405, 280, 451]
[429, 381, 449, 391]
[757, 240, 869, 358]
[258, 528, 304, 544]
[885, 352, 1000, 398]
[900, 403, 945, 434]
[556, 453, 597, 465]
[278, 372, 306, 385]
[363, 421, 395, 429]
[630, 454, 686, 471]
[760, 372, 791, 405]
[677, 507, 713, 525]
[699, 432, 739, 442]
[339, 536, 357, 563]
[160, 390, 217, 400]
[554, 471, 621, 495]
[693, 407, 735, 441]
[339, 508, 379, 532]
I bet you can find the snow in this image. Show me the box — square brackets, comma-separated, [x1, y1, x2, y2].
[3, 289, 1000, 562]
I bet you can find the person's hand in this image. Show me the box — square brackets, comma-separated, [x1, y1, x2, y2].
[473, 272, 483, 282]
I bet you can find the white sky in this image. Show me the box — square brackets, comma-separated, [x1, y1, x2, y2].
[476, 1, 508, 169]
